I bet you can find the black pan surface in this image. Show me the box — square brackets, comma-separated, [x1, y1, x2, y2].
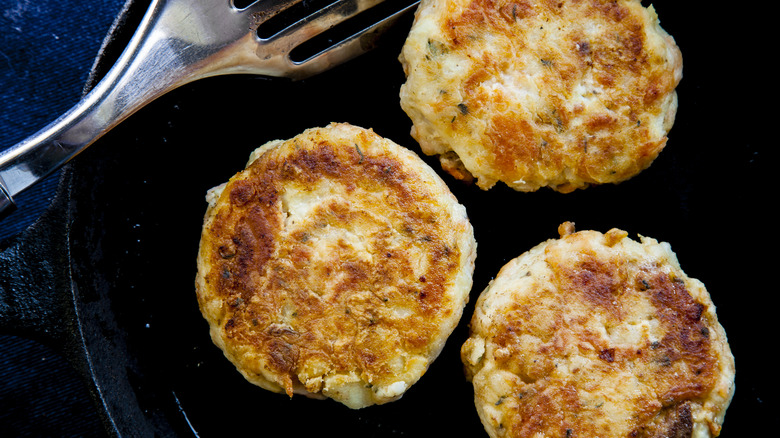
[1, 0, 771, 436]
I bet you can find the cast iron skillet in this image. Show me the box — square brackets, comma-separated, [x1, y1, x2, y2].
[0, 0, 770, 436]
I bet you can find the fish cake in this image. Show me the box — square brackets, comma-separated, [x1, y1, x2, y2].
[461, 223, 735, 437]
[196, 122, 476, 409]
[399, 0, 683, 192]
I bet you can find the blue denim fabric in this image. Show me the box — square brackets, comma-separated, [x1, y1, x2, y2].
[1, 0, 127, 435]
[1, 0, 127, 242]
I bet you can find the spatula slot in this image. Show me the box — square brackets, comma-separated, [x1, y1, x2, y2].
[255, 0, 341, 39]
[287, 0, 415, 63]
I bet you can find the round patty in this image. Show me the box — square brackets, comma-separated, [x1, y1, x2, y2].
[461, 222, 735, 437]
[195, 122, 476, 409]
[399, 0, 683, 193]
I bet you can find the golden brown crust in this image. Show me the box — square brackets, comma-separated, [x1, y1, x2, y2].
[196, 123, 476, 409]
[461, 223, 735, 437]
[399, 0, 683, 192]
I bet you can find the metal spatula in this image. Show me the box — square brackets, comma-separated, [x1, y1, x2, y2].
[0, 0, 419, 216]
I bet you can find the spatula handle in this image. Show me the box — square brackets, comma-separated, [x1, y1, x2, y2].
[0, 0, 210, 218]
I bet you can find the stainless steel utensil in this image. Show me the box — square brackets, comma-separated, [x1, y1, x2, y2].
[0, 0, 418, 216]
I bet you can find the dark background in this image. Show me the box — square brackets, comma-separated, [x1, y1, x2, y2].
[1, 0, 771, 436]
[1, 0, 127, 435]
